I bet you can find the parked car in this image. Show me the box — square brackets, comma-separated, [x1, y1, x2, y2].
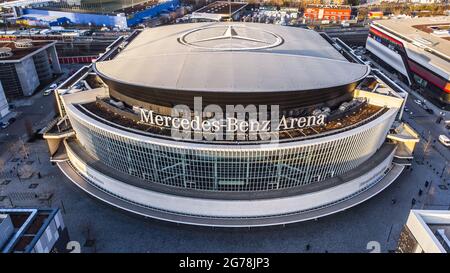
[438, 135, 450, 147]
[0, 121, 9, 129]
[43, 88, 54, 96]
[414, 99, 422, 105]
[49, 83, 58, 89]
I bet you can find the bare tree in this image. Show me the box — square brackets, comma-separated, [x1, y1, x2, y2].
[24, 118, 34, 139]
[422, 133, 432, 161]
[18, 164, 34, 179]
[18, 139, 30, 160]
[0, 158, 5, 178]
[440, 164, 449, 183]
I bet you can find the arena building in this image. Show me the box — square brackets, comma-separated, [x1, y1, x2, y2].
[44, 23, 419, 227]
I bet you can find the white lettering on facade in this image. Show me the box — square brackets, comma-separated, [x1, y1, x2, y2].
[139, 108, 325, 135]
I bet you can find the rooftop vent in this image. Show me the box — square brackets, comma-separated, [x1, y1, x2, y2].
[0, 47, 13, 58]
[412, 37, 434, 46]
[432, 29, 450, 36]
[14, 39, 33, 48]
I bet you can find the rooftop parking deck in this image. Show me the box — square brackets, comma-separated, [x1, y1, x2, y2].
[373, 17, 450, 66]
[194, 1, 247, 16]
[0, 40, 55, 61]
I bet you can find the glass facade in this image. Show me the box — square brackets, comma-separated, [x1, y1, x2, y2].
[0, 63, 22, 99]
[49, 0, 155, 13]
[68, 105, 396, 193]
[368, 29, 404, 55]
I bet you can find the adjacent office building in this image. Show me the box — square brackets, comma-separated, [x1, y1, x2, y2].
[0, 208, 69, 253]
[397, 210, 450, 253]
[303, 4, 352, 23]
[191, 1, 248, 21]
[0, 82, 9, 118]
[0, 39, 61, 100]
[366, 17, 450, 107]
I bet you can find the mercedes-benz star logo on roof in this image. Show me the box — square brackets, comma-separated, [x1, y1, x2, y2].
[179, 25, 284, 51]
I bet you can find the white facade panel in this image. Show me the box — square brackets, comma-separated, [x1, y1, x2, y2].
[366, 37, 409, 79]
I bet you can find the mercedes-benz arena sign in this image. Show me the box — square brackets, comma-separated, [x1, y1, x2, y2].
[53, 23, 413, 227]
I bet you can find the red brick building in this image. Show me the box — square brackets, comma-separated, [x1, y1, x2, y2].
[304, 4, 352, 22]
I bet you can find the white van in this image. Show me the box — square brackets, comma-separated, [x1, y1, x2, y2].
[439, 135, 450, 147]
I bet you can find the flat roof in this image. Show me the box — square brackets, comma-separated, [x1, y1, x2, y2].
[406, 210, 450, 253]
[95, 22, 369, 93]
[373, 17, 450, 73]
[374, 17, 450, 56]
[194, 1, 247, 15]
[0, 40, 55, 61]
[0, 208, 59, 253]
[30, 0, 152, 15]
[306, 4, 351, 10]
[429, 224, 450, 243]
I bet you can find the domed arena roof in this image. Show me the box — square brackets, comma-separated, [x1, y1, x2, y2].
[95, 22, 369, 93]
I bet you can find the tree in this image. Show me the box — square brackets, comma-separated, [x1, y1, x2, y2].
[18, 164, 34, 179]
[422, 132, 432, 161]
[24, 118, 34, 139]
[0, 158, 5, 177]
[18, 139, 30, 159]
